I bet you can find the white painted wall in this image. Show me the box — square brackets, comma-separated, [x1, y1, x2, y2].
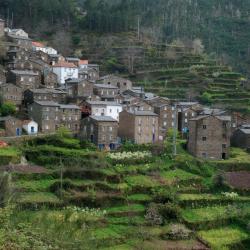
[23, 121, 38, 135]
[52, 67, 78, 85]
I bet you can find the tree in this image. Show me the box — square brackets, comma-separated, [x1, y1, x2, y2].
[0, 102, 16, 117]
[0, 172, 12, 207]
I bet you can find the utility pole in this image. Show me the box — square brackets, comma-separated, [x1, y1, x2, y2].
[173, 103, 177, 156]
[60, 157, 63, 201]
[137, 16, 140, 41]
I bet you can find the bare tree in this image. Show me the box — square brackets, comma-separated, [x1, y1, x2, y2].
[51, 30, 73, 56]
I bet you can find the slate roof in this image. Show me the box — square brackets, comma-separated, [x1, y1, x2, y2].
[94, 84, 118, 89]
[34, 101, 60, 107]
[90, 116, 117, 122]
[127, 110, 158, 116]
[60, 104, 80, 110]
[11, 70, 39, 76]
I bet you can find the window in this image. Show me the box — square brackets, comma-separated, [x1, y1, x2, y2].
[184, 119, 188, 123]
[164, 106, 167, 111]
[163, 121, 167, 127]
[21, 77, 24, 82]
[202, 152, 207, 158]
[29, 77, 32, 82]
[109, 135, 113, 140]
[185, 113, 188, 117]
[55, 116, 58, 121]
[46, 115, 49, 120]
[102, 126, 105, 132]
[171, 107, 175, 111]
[45, 125, 49, 130]
[163, 114, 167, 118]
[202, 137, 207, 141]
[192, 113, 195, 117]
[138, 118, 142, 125]
[110, 109, 112, 113]
[109, 127, 113, 132]
[203, 125, 207, 129]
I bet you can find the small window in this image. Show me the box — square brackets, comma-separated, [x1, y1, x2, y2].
[202, 152, 207, 158]
[203, 125, 207, 129]
[202, 137, 207, 141]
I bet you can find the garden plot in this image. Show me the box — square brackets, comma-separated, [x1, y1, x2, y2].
[182, 204, 250, 224]
[224, 171, 250, 190]
[106, 204, 145, 216]
[198, 226, 249, 250]
[160, 169, 201, 184]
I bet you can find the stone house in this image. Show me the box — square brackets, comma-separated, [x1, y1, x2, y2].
[81, 116, 118, 150]
[119, 110, 159, 144]
[97, 75, 132, 93]
[24, 88, 67, 105]
[65, 57, 80, 66]
[7, 34, 32, 50]
[147, 97, 177, 140]
[0, 19, 4, 37]
[231, 125, 250, 150]
[188, 115, 231, 160]
[60, 104, 81, 135]
[0, 83, 23, 108]
[0, 68, 6, 84]
[79, 63, 99, 81]
[93, 84, 119, 101]
[0, 116, 23, 137]
[66, 78, 93, 102]
[28, 101, 60, 133]
[43, 71, 58, 89]
[82, 101, 122, 121]
[123, 87, 145, 99]
[28, 101, 81, 135]
[125, 100, 153, 113]
[7, 70, 40, 90]
[7, 48, 30, 63]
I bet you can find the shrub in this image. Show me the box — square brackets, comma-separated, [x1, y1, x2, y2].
[166, 224, 192, 240]
[145, 203, 163, 226]
[159, 203, 181, 221]
[151, 187, 177, 203]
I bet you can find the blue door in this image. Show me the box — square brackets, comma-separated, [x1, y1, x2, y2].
[16, 128, 21, 136]
[31, 126, 35, 133]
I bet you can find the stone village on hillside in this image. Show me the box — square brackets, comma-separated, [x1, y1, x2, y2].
[0, 18, 250, 160]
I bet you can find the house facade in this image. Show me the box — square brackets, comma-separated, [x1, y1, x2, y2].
[93, 84, 119, 101]
[231, 125, 250, 150]
[119, 110, 159, 144]
[0, 83, 23, 107]
[81, 116, 118, 150]
[52, 61, 78, 85]
[24, 88, 67, 105]
[188, 115, 231, 160]
[7, 70, 40, 90]
[0, 116, 23, 137]
[0, 19, 4, 37]
[82, 101, 122, 121]
[97, 75, 133, 93]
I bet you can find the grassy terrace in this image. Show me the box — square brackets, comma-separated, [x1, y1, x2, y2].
[198, 226, 249, 250]
[0, 134, 249, 249]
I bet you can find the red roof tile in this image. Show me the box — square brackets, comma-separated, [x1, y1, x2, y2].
[79, 60, 89, 65]
[32, 41, 45, 48]
[53, 61, 78, 68]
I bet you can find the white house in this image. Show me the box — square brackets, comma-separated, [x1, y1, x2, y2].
[32, 42, 58, 55]
[86, 101, 122, 121]
[52, 61, 78, 85]
[8, 29, 29, 38]
[79, 60, 89, 69]
[22, 120, 38, 135]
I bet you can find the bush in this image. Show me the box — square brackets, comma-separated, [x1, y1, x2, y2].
[159, 203, 181, 221]
[165, 224, 192, 240]
[0, 102, 16, 116]
[151, 187, 177, 203]
[145, 203, 163, 226]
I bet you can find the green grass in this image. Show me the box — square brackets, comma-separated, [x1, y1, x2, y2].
[160, 169, 200, 183]
[182, 204, 250, 223]
[198, 226, 249, 249]
[15, 179, 57, 192]
[17, 192, 60, 204]
[107, 216, 145, 225]
[179, 193, 250, 202]
[0, 146, 20, 156]
[125, 175, 160, 188]
[106, 204, 145, 215]
[127, 194, 152, 202]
